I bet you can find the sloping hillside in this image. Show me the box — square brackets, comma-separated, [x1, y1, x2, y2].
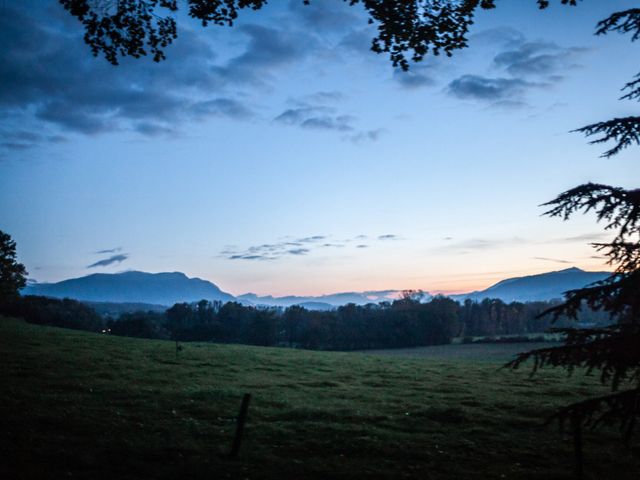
[0, 318, 637, 479]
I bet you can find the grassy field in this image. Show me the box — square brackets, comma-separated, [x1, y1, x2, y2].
[1, 317, 638, 479]
[358, 342, 561, 362]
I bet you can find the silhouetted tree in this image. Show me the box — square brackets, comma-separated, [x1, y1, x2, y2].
[60, 1, 578, 67]
[0, 230, 27, 305]
[506, 10, 640, 447]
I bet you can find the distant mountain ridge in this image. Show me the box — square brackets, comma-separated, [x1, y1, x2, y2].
[452, 267, 610, 303]
[23, 271, 235, 306]
[22, 267, 611, 310]
[237, 290, 407, 308]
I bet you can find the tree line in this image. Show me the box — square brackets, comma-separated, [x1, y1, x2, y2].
[1, 294, 611, 351]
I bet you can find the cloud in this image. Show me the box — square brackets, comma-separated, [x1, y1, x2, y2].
[223, 235, 329, 261]
[0, 128, 67, 152]
[436, 237, 526, 253]
[493, 42, 587, 77]
[190, 98, 256, 120]
[447, 32, 588, 107]
[222, 233, 389, 261]
[0, 3, 313, 150]
[95, 247, 122, 254]
[533, 256, 572, 264]
[448, 75, 536, 102]
[275, 106, 354, 132]
[1, 3, 388, 152]
[288, 248, 310, 255]
[87, 254, 128, 268]
[274, 101, 382, 141]
[302, 115, 355, 132]
[541, 233, 610, 244]
[298, 235, 327, 243]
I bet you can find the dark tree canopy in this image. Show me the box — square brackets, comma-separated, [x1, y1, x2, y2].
[0, 230, 28, 304]
[61, 0, 580, 68]
[506, 8, 640, 446]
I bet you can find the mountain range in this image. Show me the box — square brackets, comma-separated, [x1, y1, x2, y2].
[23, 267, 610, 310]
[237, 291, 406, 309]
[23, 271, 234, 306]
[451, 267, 610, 303]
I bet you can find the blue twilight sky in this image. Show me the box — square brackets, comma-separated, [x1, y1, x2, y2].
[1, 0, 638, 296]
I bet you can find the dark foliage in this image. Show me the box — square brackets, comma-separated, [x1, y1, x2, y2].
[60, 0, 578, 68]
[108, 310, 169, 339]
[508, 182, 640, 445]
[0, 230, 27, 304]
[596, 8, 640, 42]
[0, 295, 104, 332]
[103, 296, 603, 350]
[575, 118, 640, 158]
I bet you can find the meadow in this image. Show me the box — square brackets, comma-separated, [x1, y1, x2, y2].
[1, 317, 638, 479]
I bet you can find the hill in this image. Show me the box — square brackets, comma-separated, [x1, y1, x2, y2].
[23, 271, 235, 306]
[453, 267, 610, 303]
[0, 317, 636, 479]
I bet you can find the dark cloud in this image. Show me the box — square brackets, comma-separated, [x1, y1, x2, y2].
[224, 236, 326, 261]
[275, 106, 354, 132]
[275, 102, 382, 141]
[447, 33, 587, 107]
[0, 3, 311, 149]
[1, 3, 389, 151]
[95, 247, 122, 254]
[191, 98, 255, 120]
[223, 234, 365, 261]
[214, 24, 316, 85]
[134, 123, 177, 137]
[494, 42, 587, 77]
[533, 257, 572, 264]
[0, 128, 67, 151]
[229, 254, 270, 261]
[87, 254, 128, 268]
[288, 248, 310, 255]
[298, 235, 327, 243]
[356, 244, 369, 249]
[448, 75, 536, 102]
[378, 234, 399, 241]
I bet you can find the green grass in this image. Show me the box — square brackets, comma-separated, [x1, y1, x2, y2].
[1, 317, 638, 479]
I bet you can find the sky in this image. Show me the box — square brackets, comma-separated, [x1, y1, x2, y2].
[1, 0, 639, 297]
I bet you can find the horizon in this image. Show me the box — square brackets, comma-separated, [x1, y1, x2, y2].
[2, 1, 637, 297]
[24, 265, 611, 299]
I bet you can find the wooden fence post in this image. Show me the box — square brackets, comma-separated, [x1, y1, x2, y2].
[229, 393, 252, 459]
